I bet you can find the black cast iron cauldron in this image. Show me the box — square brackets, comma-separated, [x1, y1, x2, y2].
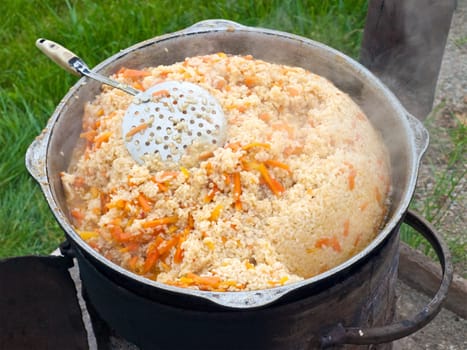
[26, 20, 452, 349]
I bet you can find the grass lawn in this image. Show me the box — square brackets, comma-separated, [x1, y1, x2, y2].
[0, 0, 368, 257]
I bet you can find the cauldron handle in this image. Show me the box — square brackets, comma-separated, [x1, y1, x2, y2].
[320, 209, 453, 348]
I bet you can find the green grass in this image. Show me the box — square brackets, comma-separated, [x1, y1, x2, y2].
[400, 107, 466, 272]
[0, 0, 368, 257]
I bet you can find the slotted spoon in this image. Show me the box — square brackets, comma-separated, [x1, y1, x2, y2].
[36, 38, 226, 164]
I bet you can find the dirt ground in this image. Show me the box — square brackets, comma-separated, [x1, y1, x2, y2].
[421, 0, 467, 278]
[394, 1, 467, 348]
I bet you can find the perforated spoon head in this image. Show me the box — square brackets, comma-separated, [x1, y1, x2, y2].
[122, 81, 226, 164]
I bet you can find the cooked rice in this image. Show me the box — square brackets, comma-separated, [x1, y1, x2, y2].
[61, 53, 391, 291]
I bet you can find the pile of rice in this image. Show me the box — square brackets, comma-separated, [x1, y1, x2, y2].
[61, 53, 391, 291]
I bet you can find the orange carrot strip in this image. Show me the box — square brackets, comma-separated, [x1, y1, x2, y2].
[242, 142, 271, 151]
[343, 219, 350, 237]
[128, 256, 139, 271]
[143, 237, 163, 273]
[315, 236, 342, 252]
[233, 172, 242, 210]
[209, 204, 224, 221]
[344, 163, 356, 191]
[106, 199, 127, 210]
[225, 141, 242, 152]
[259, 112, 271, 122]
[205, 162, 213, 176]
[142, 216, 178, 228]
[185, 273, 221, 289]
[80, 130, 97, 142]
[70, 208, 84, 221]
[158, 236, 179, 257]
[94, 131, 112, 149]
[268, 177, 285, 195]
[264, 159, 292, 174]
[125, 123, 148, 138]
[252, 162, 285, 196]
[244, 75, 258, 88]
[132, 81, 145, 91]
[287, 86, 300, 96]
[199, 151, 214, 161]
[120, 68, 150, 79]
[173, 235, 185, 264]
[204, 183, 219, 203]
[224, 172, 232, 186]
[152, 89, 170, 98]
[137, 193, 152, 213]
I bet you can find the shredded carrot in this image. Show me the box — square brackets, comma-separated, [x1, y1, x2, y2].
[225, 141, 242, 152]
[80, 130, 97, 143]
[344, 163, 357, 190]
[125, 123, 148, 138]
[132, 81, 145, 91]
[120, 68, 150, 79]
[359, 201, 369, 211]
[137, 193, 152, 213]
[343, 219, 350, 237]
[96, 108, 105, 117]
[157, 236, 179, 256]
[152, 89, 171, 98]
[199, 151, 214, 161]
[128, 256, 139, 271]
[224, 172, 232, 186]
[106, 199, 127, 210]
[209, 204, 223, 221]
[287, 86, 300, 96]
[70, 208, 84, 221]
[204, 162, 213, 176]
[78, 230, 99, 240]
[142, 216, 178, 228]
[185, 273, 222, 289]
[173, 235, 185, 264]
[242, 161, 285, 195]
[353, 233, 363, 248]
[375, 187, 382, 204]
[233, 172, 242, 210]
[242, 142, 271, 151]
[157, 182, 169, 192]
[259, 112, 271, 122]
[73, 176, 86, 188]
[214, 78, 226, 90]
[264, 159, 292, 174]
[94, 131, 112, 149]
[100, 192, 110, 214]
[237, 104, 249, 113]
[244, 75, 258, 88]
[268, 177, 285, 195]
[204, 183, 219, 203]
[315, 236, 342, 252]
[143, 236, 163, 273]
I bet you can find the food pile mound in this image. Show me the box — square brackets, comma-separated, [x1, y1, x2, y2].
[61, 53, 391, 291]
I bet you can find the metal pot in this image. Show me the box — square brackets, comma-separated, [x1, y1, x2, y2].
[26, 20, 452, 348]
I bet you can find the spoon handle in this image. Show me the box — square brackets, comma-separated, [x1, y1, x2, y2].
[36, 38, 140, 96]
